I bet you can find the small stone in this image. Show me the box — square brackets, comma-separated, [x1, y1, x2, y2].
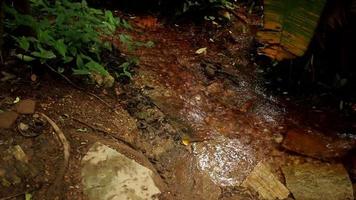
[18, 122, 29, 131]
[282, 163, 354, 200]
[273, 133, 283, 143]
[15, 99, 36, 114]
[0, 111, 19, 129]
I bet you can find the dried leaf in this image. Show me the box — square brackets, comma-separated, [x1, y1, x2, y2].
[195, 47, 207, 55]
[182, 138, 190, 146]
[13, 97, 20, 104]
[77, 128, 88, 132]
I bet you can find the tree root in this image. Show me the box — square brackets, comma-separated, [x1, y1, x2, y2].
[71, 117, 137, 150]
[40, 113, 70, 200]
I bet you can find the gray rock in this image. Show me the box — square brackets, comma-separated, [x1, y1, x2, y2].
[282, 163, 354, 200]
[81, 142, 161, 200]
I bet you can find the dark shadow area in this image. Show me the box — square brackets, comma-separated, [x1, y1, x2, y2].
[258, 0, 356, 117]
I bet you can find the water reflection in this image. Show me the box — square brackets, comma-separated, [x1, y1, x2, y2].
[193, 136, 257, 186]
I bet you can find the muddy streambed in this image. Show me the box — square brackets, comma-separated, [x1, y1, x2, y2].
[0, 14, 356, 200]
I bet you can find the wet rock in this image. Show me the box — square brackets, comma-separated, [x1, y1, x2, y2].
[81, 142, 161, 200]
[282, 128, 356, 160]
[192, 136, 257, 186]
[0, 111, 19, 129]
[242, 162, 290, 200]
[15, 99, 36, 114]
[282, 163, 354, 200]
[171, 152, 221, 200]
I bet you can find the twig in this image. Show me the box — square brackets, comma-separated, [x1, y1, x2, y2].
[0, 192, 26, 200]
[0, 186, 40, 200]
[40, 113, 70, 199]
[71, 117, 137, 150]
[45, 64, 119, 114]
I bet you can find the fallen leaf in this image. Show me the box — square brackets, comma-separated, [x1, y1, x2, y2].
[31, 74, 37, 82]
[195, 47, 207, 55]
[25, 193, 32, 200]
[77, 128, 88, 132]
[13, 97, 20, 104]
[182, 138, 190, 146]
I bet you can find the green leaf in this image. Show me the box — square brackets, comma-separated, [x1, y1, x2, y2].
[25, 193, 32, 200]
[15, 54, 36, 62]
[37, 29, 54, 44]
[121, 19, 132, 30]
[119, 34, 132, 45]
[72, 68, 91, 75]
[54, 39, 67, 57]
[84, 60, 108, 75]
[16, 36, 30, 51]
[63, 56, 73, 63]
[76, 55, 84, 67]
[31, 49, 56, 59]
[145, 41, 155, 48]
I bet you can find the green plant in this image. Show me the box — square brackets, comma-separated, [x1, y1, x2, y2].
[4, 0, 151, 83]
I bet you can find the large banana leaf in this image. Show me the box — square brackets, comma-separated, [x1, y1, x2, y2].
[257, 0, 326, 61]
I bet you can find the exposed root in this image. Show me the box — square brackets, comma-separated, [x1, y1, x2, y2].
[71, 117, 137, 150]
[40, 113, 70, 200]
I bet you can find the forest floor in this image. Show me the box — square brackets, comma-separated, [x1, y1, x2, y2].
[0, 8, 356, 200]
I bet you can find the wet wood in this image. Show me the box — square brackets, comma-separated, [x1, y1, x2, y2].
[242, 162, 290, 200]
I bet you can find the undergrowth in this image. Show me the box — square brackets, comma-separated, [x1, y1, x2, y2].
[4, 0, 152, 86]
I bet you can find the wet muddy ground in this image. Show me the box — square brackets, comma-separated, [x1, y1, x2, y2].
[1, 9, 356, 200]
